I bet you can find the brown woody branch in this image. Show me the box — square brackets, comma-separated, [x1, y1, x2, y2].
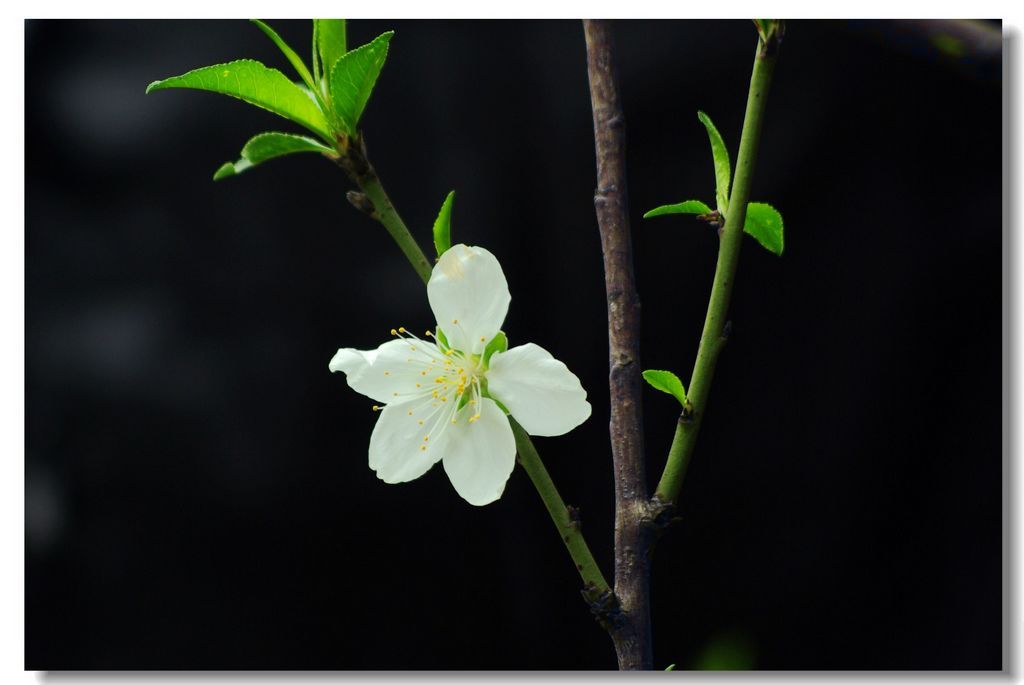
[583, 18, 654, 671]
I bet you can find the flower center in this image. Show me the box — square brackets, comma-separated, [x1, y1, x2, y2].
[386, 326, 488, 453]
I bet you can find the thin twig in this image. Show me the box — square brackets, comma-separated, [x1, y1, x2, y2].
[335, 135, 433, 284]
[511, 418, 611, 595]
[655, 32, 781, 504]
[583, 18, 653, 671]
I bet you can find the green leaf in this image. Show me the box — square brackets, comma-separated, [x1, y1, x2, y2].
[315, 19, 347, 86]
[743, 202, 784, 256]
[482, 331, 508, 366]
[642, 369, 687, 406]
[665, 664, 677, 672]
[213, 132, 335, 180]
[329, 31, 394, 135]
[147, 59, 333, 142]
[643, 199, 713, 219]
[433, 190, 455, 257]
[697, 111, 732, 214]
[251, 19, 316, 92]
[434, 327, 450, 350]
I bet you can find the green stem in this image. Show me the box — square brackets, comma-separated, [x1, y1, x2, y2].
[346, 152, 611, 595]
[654, 38, 778, 503]
[511, 418, 611, 593]
[357, 173, 433, 284]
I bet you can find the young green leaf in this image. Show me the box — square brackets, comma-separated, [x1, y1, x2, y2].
[250, 19, 316, 92]
[315, 19, 347, 85]
[642, 369, 687, 406]
[697, 111, 732, 215]
[433, 190, 455, 257]
[213, 132, 336, 180]
[482, 331, 508, 365]
[329, 31, 394, 135]
[743, 202, 785, 256]
[312, 20, 321, 84]
[643, 199, 713, 219]
[146, 59, 333, 142]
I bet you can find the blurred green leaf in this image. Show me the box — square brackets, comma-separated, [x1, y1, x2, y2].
[665, 664, 677, 671]
[329, 30, 393, 134]
[643, 200, 713, 220]
[315, 19, 347, 85]
[642, 369, 687, 406]
[213, 132, 335, 180]
[743, 202, 784, 255]
[146, 59, 332, 141]
[432, 190, 455, 257]
[251, 19, 316, 92]
[697, 111, 732, 214]
[694, 633, 756, 671]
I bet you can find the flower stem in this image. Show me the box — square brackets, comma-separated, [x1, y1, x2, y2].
[357, 173, 433, 284]
[654, 36, 779, 504]
[335, 135, 433, 284]
[510, 418, 611, 594]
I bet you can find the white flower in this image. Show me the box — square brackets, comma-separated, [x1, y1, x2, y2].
[329, 244, 592, 506]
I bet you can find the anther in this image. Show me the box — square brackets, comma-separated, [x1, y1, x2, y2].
[372, 405, 381, 412]
[398, 327, 407, 333]
[390, 328, 398, 336]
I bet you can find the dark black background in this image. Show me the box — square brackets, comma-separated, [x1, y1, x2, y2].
[25, 19, 1003, 670]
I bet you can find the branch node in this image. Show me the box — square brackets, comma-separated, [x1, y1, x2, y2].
[346, 190, 376, 217]
[643, 496, 682, 540]
[566, 505, 583, 532]
[581, 582, 625, 632]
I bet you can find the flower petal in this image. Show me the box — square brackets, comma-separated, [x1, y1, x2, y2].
[427, 244, 510, 356]
[442, 398, 516, 506]
[486, 343, 592, 437]
[330, 338, 447, 405]
[369, 394, 455, 483]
